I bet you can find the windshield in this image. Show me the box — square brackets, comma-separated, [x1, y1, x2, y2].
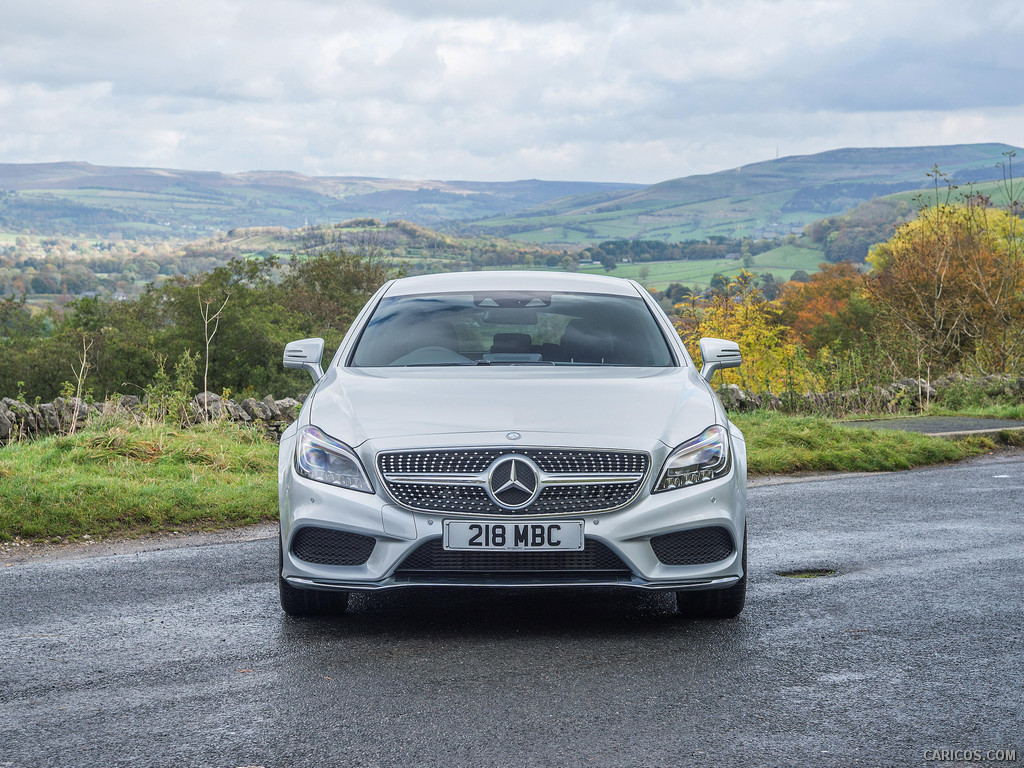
[349, 290, 676, 367]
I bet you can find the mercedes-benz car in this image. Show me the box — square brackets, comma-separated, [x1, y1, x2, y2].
[278, 270, 747, 618]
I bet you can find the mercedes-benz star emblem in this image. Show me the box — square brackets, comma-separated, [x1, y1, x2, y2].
[486, 455, 541, 510]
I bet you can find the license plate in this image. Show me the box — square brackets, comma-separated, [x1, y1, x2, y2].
[443, 520, 584, 551]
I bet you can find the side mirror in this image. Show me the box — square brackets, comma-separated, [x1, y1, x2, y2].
[283, 338, 325, 383]
[699, 337, 742, 382]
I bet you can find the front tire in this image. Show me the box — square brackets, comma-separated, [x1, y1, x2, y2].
[279, 538, 349, 617]
[676, 525, 746, 619]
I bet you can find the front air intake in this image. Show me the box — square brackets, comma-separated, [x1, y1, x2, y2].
[291, 527, 375, 566]
[650, 526, 734, 565]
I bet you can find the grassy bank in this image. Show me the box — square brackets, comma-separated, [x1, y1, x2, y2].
[0, 413, 998, 542]
[0, 421, 277, 542]
[734, 411, 991, 474]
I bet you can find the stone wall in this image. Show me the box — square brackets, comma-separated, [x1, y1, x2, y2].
[715, 374, 1024, 413]
[0, 392, 305, 446]
[2, 374, 1022, 446]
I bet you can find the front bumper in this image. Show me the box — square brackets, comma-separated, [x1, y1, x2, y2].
[285, 574, 741, 592]
[280, 459, 746, 593]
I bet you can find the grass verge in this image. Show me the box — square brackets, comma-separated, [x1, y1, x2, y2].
[0, 421, 277, 542]
[733, 411, 993, 475]
[1000, 429, 1024, 448]
[0, 412, 1003, 542]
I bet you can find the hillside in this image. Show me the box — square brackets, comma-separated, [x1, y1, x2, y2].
[2, 145, 1018, 244]
[461, 143, 1021, 244]
[0, 162, 640, 237]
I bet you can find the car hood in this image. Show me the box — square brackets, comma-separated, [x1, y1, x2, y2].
[307, 366, 721, 450]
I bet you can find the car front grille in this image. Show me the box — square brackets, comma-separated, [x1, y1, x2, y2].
[395, 538, 632, 574]
[291, 526, 376, 566]
[379, 449, 648, 475]
[650, 526, 734, 565]
[377, 447, 649, 516]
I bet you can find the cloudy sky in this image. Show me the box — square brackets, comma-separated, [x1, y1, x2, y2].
[2, 0, 1023, 183]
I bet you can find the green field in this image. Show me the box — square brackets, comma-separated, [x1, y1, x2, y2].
[482, 190, 825, 246]
[573, 244, 826, 290]
[881, 178, 1021, 208]
[750, 244, 826, 276]
[731, 411, 989, 474]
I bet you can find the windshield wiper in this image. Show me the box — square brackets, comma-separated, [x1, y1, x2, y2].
[484, 360, 556, 366]
[403, 362, 477, 367]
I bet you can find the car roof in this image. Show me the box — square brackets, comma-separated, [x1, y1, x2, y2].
[382, 270, 643, 298]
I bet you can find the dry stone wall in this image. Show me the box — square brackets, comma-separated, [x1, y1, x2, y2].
[0, 392, 305, 446]
[2, 375, 1021, 447]
[715, 374, 1024, 413]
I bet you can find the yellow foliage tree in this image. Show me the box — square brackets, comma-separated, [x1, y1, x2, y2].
[675, 270, 820, 393]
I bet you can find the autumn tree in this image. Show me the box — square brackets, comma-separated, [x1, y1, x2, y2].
[779, 262, 873, 354]
[867, 201, 1024, 375]
[676, 270, 818, 394]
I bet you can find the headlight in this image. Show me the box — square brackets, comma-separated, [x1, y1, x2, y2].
[295, 426, 374, 493]
[653, 425, 731, 492]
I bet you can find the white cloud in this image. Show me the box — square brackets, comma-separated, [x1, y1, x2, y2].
[0, 0, 1022, 182]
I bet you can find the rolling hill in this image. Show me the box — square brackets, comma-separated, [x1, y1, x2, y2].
[460, 143, 1022, 244]
[1, 144, 1019, 245]
[0, 162, 640, 237]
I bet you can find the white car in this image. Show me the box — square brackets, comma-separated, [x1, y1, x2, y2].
[278, 270, 747, 618]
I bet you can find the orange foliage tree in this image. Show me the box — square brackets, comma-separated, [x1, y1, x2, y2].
[778, 262, 873, 355]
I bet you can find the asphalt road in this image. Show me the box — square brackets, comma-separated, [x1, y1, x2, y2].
[2, 453, 1022, 768]
[846, 415, 1024, 437]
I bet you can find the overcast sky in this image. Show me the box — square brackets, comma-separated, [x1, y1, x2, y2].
[2, 0, 1023, 183]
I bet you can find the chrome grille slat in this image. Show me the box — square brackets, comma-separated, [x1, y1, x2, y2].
[377, 447, 649, 516]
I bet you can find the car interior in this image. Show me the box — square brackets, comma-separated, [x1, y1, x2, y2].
[350, 292, 674, 367]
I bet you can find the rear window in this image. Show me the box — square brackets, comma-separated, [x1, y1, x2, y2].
[349, 290, 675, 367]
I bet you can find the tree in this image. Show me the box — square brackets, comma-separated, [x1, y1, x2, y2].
[709, 273, 730, 295]
[675, 270, 816, 394]
[824, 228, 873, 262]
[779, 262, 872, 354]
[663, 283, 691, 304]
[197, 287, 231, 403]
[867, 201, 1024, 374]
[281, 242, 397, 337]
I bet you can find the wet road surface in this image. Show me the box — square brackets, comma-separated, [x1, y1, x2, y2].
[844, 415, 1024, 437]
[2, 453, 1022, 768]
